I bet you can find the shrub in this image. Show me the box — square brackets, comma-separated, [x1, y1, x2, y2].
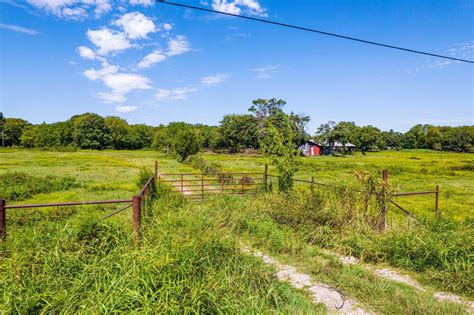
[0, 172, 79, 201]
[173, 129, 200, 161]
[184, 155, 223, 175]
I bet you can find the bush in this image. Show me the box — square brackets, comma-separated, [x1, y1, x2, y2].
[173, 129, 200, 161]
[0, 172, 79, 201]
[244, 189, 473, 295]
[184, 155, 223, 175]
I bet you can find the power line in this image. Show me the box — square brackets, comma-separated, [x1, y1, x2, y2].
[156, 0, 474, 64]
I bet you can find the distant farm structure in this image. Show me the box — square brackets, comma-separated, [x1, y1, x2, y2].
[298, 140, 356, 156]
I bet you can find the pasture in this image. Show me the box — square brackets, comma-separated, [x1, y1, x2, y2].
[201, 150, 474, 221]
[2, 149, 472, 221]
[0, 148, 473, 313]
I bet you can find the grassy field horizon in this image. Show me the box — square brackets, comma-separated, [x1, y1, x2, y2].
[1, 148, 472, 220]
[1, 148, 473, 313]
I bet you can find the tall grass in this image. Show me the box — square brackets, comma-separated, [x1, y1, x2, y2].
[0, 194, 319, 313]
[0, 172, 79, 201]
[205, 187, 473, 297]
[162, 194, 469, 314]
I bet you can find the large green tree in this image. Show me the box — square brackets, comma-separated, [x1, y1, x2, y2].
[3, 118, 30, 147]
[357, 125, 384, 152]
[173, 128, 200, 161]
[72, 113, 111, 150]
[218, 114, 258, 152]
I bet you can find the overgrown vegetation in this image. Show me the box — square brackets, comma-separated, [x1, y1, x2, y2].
[193, 189, 473, 299]
[0, 193, 319, 313]
[0, 149, 472, 313]
[252, 189, 473, 295]
[0, 172, 79, 201]
[184, 155, 223, 175]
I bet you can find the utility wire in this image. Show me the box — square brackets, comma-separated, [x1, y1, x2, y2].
[156, 0, 474, 64]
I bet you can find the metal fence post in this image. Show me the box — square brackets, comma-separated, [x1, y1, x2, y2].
[201, 174, 204, 200]
[0, 199, 5, 241]
[132, 196, 141, 240]
[380, 169, 389, 231]
[435, 185, 440, 219]
[220, 174, 224, 192]
[264, 164, 268, 192]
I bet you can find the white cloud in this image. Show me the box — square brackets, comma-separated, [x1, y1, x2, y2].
[253, 65, 277, 79]
[95, 72, 152, 103]
[211, 0, 267, 17]
[77, 46, 96, 59]
[162, 23, 172, 31]
[26, 0, 112, 19]
[83, 0, 112, 17]
[166, 35, 191, 56]
[129, 0, 153, 6]
[84, 64, 119, 80]
[97, 91, 126, 103]
[137, 35, 192, 69]
[83, 63, 151, 103]
[113, 12, 156, 40]
[413, 42, 473, 73]
[26, 0, 75, 15]
[138, 50, 167, 69]
[212, 0, 240, 14]
[156, 87, 198, 101]
[102, 72, 152, 95]
[87, 28, 131, 55]
[115, 105, 138, 113]
[62, 6, 87, 19]
[0, 23, 39, 35]
[200, 73, 229, 86]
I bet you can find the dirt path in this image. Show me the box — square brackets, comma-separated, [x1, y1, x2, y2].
[242, 246, 371, 314]
[327, 251, 474, 312]
[159, 175, 193, 196]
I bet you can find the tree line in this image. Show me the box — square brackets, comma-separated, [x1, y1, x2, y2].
[0, 102, 472, 154]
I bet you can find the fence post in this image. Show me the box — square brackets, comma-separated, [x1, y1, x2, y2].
[132, 196, 141, 240]
[311, 176, 315, 193]
[435, 185, 440, 219]
[154, 161, 158, 180]
[201, 174, 204, 200]
[0, 199, 5, 241]
[220, 174, 224, 192]
[380, 169, 389, 231]
[264, 164, 268, 192]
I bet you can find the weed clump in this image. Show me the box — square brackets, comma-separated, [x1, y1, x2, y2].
[0, 172, 79, 201]
[184, 155, 223, 175]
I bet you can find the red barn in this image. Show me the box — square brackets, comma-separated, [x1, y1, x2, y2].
[298, 140, 322, 156]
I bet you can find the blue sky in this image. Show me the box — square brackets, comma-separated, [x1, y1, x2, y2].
[0, 0, 472, 133]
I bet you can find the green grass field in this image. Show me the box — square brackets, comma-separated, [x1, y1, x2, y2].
[0, 148, 472, 313]
[2, 149, 472, 221]
[200, 150, 474, 221]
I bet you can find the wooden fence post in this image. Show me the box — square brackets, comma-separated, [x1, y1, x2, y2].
[132, 196, 141, 240]
[380, 169, 389, 231]
[264, 164, 268, 192]
[0, 199, 5, 241]
[435, 185, 440, 219]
